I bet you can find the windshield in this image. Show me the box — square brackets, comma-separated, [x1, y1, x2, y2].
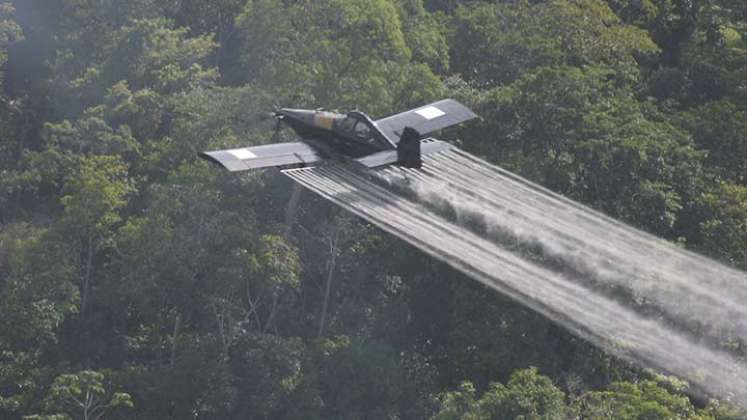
[338, 116, 357, 133]
[354, 121, 371, 140]
[338, 114, 388, 149]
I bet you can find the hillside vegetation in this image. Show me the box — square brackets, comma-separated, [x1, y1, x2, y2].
[1, 0, 746, 418]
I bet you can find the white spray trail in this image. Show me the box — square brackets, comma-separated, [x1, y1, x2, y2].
[283, 148, 747, 409]
[390, 150, 747, 343]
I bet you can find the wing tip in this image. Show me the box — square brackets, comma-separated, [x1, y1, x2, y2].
[199, 151, 224, 168]
[199, 151, 246, 171]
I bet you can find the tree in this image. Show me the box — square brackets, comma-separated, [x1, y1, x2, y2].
[228, 333, 305, 419]
[468, 65, 704, 237]
[0, 224, 78, 417]
[51, 16, 218, 116]
[233, 0, 443, 113]
[0, 3, 25, 220]
[576, 379, 712, 419]
[448, 0, 657, 88]
[695, 182, 747, 270]
[42, 87, 141, 159]
[37, 370, 133, 420]
[243, 234, 301, 334]
[434, 368, 569, 419]
[449, 2, 563, 88]
[679, 101, 747, 182]
[57, 155, 132, 315]
[0, 3, 22, 78]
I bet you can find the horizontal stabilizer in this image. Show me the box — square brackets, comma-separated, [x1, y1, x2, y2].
[375, 99, 477, 143]
[356, 139, 454, 169]
[200, 142, 322, 171]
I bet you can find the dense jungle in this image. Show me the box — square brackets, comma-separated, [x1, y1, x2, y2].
[1, 0, 746, 418]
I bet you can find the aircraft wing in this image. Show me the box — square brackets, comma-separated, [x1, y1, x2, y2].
[375, 99, 477, 143]
[356, 139, 455, 169]
[200, 142, 322, 171]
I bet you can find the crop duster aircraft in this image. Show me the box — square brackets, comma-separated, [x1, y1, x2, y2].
[200, 99, 477, 171]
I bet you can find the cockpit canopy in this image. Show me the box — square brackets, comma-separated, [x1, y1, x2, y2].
[335, 112, 389, 149]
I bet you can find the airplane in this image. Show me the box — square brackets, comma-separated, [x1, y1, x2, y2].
[199, 98, 477, 171]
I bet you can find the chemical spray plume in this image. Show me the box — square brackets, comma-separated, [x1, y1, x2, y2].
[283, 149, 747, 409]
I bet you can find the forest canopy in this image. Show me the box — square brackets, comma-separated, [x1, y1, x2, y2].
[0, 0, 746, 418]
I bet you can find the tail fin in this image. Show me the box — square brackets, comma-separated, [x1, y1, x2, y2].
[397, 126, 422, 168]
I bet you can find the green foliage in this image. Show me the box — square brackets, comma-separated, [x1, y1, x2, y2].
[450, 2, 563, 87]
[434, 368, 569, 419]
[471, 65, 704, 235]
[52, 15, 218, 114]
[234, 0, 442, 113]
[544, 0, 658, 70]
[251, 234, 301, 290]
[38, 370, 133, 420]
[0, 3, 24, 218]
[476, 368, 569, 419]
[679, 101, 747, 182]
[0, 225, 78, 415]
[449, 0, 657, 88]
[312, 338, 410, 418]
[229, 333, 305, 418]
[696, 182, 747, 269]
[0, 3, 22, 70]
[396, 0, 450, 73]
[59, 155, 131, 241]
[0, 225, 78, 350]
[577, 379, 711, 419]
[1, 0, 746, 417]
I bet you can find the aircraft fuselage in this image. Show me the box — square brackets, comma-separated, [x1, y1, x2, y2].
[274, 108, 397, 159]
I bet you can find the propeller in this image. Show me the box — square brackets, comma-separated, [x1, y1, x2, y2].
[251, 105, 285, 142]
[270, 111, 283, 142]
[257, 111, 278, 121]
